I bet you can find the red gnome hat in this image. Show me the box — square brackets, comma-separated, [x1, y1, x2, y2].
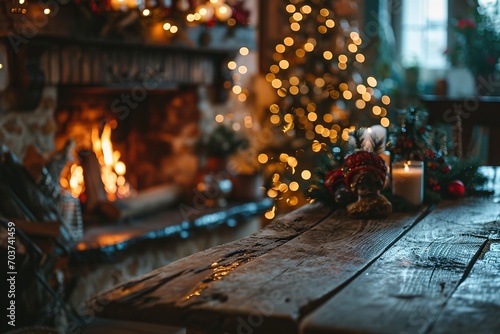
[343, 150, 387, 191]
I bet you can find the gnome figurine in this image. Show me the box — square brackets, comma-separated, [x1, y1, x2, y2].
[343, 150, 392, 218]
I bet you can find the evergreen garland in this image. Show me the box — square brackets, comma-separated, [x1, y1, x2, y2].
[388, 106, 490, 203]
[307, 106, 492, 211]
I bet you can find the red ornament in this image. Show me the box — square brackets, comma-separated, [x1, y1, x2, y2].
[448, 180, 465, 198]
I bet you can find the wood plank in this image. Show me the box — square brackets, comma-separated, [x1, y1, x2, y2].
[90, 204, 334, 321]
[429, 241, 500, 334]
[300, 199, 500, 334]
[92, 205, 427, 333]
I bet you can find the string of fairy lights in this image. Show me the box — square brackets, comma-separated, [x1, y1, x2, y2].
[9, 0, 246, 34]
[215, 46, 254, 131]
[257, 0, 392, 220]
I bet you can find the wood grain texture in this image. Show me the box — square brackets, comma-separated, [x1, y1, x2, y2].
[91, 204, 334, 324]
[92, 204, 427, 334]
[301, 199, 500, 334]
[429, 241, 500, 334]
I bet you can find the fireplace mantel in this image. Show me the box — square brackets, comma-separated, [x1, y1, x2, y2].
[0, 33, 237, 110]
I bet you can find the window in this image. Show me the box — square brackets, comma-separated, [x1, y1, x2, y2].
[400, 0, 448, 69]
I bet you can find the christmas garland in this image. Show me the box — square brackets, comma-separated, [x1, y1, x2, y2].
[307, 107, 491, 212]
[389, 106, 489, 202]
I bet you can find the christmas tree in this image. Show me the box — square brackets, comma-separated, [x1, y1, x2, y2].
[259, 0, 392, 219]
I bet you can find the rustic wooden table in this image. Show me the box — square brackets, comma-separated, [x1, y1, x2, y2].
[89, 197, 500, 334]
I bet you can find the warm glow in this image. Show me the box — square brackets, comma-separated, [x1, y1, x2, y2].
[356, 54, 365, 63]
[258, 154, 269, 164]
[289, 76, 300, 85]
[239, 47, 249, 56]
[284, 37, 294, 46]
[287, 156, 298, 167]
[355, 100, 366, 109]
[289, 181, 299, 191]
[301, 5, 312, 14]
[367, 76, 377, 87]
[61, 123, 131, 201]
[290, 86, 299, 95]
[101, 124, 114, 166]
[304, 43, 314, 52]
[232, 85, 242, 94]
[270, 115, 281, 124]
[279, 60, 289, 69]
[307, 112, 318, 122]
[271, 79, 282, 89]
[348, 44, 358, 53]
[215, 114, 224, 123]
[356, 85, 367, 94]
[279, 153, 290, 162]
[293, 12, 303, 21]
[64, 163, 84, 198]
[296, 49, 306, 57]
[381, 117, 391, 127]
[264, 206, 276, 220]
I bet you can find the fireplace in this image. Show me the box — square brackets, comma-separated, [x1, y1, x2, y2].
[55, 87, 200, 194]
[0, 30, 236, 227]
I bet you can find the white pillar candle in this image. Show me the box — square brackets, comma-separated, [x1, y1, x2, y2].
[379, 150, 391, 189]
[379, 150, 391, 171]
[391, 160, 424, 206]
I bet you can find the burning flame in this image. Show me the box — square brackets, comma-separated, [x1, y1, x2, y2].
[94, 123, 131, 201]
[60, 163, 85, 198]
[61, 122, 131, 201]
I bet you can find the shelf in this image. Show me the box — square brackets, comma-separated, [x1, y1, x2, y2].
[0, 34, 237, 108]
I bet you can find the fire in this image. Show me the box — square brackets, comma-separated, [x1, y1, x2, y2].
[60, 163, 85, 198]
[95, 123, 131, 201]
[61, 122, 131, 201]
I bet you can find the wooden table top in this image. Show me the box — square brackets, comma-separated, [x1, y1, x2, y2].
[90, 197, 500, 334]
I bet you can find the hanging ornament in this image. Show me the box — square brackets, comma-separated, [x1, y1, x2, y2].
[448, 180, 465, 198]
